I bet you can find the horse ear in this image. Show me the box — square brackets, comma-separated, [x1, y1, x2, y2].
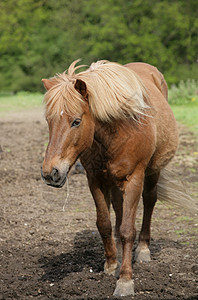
[42, 78, 56, 90]
[74, 79, 87, 98]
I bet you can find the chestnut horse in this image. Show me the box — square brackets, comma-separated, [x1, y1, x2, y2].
[41, 60, 179, 296]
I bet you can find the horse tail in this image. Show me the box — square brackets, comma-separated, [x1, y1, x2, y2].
[157, 168, 198, 212]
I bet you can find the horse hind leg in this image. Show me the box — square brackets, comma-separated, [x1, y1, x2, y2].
[135, 172, 159, 263]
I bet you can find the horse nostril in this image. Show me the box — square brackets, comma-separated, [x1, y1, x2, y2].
[41, 166, 61, 184]
[51, 168, 61, 182]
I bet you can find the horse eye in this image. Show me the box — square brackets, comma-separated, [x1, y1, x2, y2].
[71, 118, 81, 128]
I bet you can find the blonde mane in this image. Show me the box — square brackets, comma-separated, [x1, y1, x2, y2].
[44, 59, 149, 122]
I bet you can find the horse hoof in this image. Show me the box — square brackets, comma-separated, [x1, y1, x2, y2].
[135, 248, 151, 262]
[113, 279, 135, 297]
[104, 261, 120, 277]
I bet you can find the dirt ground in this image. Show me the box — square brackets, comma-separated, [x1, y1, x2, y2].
[0, 109, 197, 300]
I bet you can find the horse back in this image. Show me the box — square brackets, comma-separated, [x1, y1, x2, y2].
[125, 62, 168, 102]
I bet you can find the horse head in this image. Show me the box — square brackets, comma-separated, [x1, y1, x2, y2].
[41, 78, 94, 188]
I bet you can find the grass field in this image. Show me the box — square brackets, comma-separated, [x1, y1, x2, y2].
[0, 92, 198, 131]
[0, 92, 43, 114]
[171, 103, 198, 130]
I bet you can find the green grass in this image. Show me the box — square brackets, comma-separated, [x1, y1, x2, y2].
[170, 102, 198, 130]
[0, 92, 43, 113]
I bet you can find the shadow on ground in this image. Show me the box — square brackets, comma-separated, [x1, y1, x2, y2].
[39, 229, 183, 282]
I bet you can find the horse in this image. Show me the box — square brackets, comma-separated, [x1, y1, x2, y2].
[41, 59, 179, 297]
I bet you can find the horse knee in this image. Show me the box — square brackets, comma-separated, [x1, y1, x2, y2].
[96, 218, 112, 239]
[120, 224, 136, 243]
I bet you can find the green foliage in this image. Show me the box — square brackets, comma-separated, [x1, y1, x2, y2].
[169, 78, 198, 129]
[0, 0, 197, 92]
[169, 79, 198, 105]
[165, 63, 198, 86]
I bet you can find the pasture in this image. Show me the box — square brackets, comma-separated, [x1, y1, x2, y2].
[0, 93, 197, 299]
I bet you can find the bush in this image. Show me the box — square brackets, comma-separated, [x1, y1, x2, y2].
[168, 79, 198, 105]
[165, 63, 198, 86]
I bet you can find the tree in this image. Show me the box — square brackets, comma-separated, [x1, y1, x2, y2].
[0, 0, 197, 92]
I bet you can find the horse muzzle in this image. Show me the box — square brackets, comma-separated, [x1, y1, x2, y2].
[41, 166, 68, 188]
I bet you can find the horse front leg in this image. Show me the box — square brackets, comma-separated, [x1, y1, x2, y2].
[88, 177, 118, 276]
[111, 186, 123, 263]
[113, 167, 144, 297]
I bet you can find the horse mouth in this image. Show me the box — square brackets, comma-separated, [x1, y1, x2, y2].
[41, 167, 68, 188]
[46, 175, 67, 188]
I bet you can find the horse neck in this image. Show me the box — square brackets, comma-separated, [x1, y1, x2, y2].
[93, 120, 117, 149]
[93, 118, 141, 153]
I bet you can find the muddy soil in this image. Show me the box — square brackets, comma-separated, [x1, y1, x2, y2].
[0, 109, 197, 300]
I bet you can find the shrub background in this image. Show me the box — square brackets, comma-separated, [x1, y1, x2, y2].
[169, 80, 198, 105]
[0, 0, 197, 92]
